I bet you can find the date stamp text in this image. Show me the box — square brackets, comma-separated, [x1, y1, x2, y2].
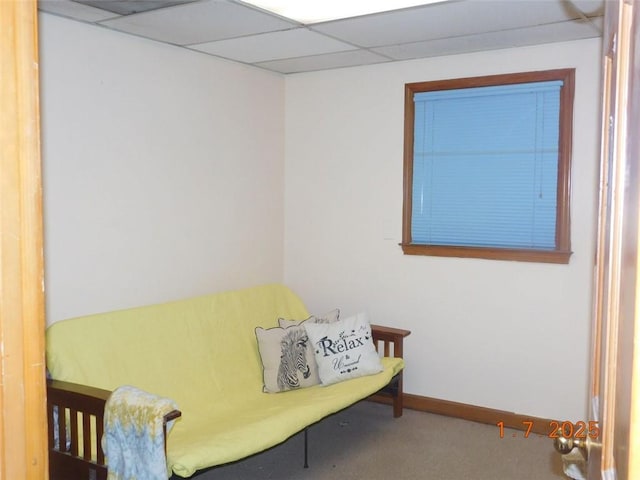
[496, 420, 600, 439]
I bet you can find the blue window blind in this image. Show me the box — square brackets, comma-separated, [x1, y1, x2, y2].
[411, 80, 563, 250]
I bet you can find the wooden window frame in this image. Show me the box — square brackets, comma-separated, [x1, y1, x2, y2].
[401, 69, 575, 264]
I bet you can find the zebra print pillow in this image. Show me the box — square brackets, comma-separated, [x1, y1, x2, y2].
[277, 309, 340, 328]
[255, 324, 322, 393]
[304, 312, 383, 386]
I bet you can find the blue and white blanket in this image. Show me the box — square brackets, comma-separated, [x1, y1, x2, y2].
[102, 385, 179, 480]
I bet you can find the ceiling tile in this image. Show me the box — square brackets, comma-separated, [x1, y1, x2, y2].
[312, 0, 600, 48]
[190, 28, 357, 64]
[99, 0, 298, 46]
[38, 0, 121, 22]
[73, 0, 197, 16]
[256, 50, 391, 74]
[373, 17, 604, 60]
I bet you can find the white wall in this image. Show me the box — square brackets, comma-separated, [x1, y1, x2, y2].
[40, 14, 285, 323]
[284, 39, 602, 421]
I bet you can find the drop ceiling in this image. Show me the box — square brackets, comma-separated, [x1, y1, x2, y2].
[38, 0, 605, 74]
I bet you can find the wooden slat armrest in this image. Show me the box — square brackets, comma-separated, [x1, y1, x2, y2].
[371, 324, 411, 358]
[47, 379, 182, 422]
[47, 379, 111, 477]
[47, 379, 182, 480]
[47, 379, 111, 413]
[369, 325, 410, 417]
[47, 379, 112, 397]
[371, 324, 411, 340]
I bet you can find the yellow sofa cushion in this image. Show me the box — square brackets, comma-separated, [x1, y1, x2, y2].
[168, 356, 403, 477]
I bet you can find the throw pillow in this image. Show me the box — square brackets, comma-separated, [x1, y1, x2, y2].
[304, 312, 383, 386]
[255, 324, 321, 393]
[278, 309, 340, 328]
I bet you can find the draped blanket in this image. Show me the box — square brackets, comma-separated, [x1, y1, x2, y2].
[102, 385, 179, 480]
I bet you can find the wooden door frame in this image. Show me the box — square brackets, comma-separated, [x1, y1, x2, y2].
[0, 1, 48, 479]
[625, 0, 640, 476]
[589, 1, 640, 478]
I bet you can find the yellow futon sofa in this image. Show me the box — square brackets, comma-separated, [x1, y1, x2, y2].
[46, 284, 409, 479]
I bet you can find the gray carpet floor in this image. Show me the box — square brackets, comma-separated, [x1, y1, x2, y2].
[186, 401, 566, 479]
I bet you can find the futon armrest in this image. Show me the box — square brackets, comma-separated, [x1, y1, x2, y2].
[371, 324, 411, 358]
[369, 325, 411, 418]
[48, 379, 112, 409]
[46, 379, 182, 480]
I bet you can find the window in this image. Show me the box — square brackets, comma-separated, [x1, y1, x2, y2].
[402, 69, 574, 263]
